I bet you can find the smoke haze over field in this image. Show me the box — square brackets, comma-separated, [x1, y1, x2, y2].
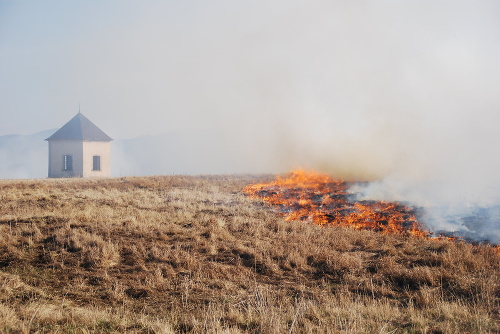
[2, 1, 500, 238]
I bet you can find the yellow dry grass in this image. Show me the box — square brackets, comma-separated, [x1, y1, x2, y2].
[0, 175, 498, 333]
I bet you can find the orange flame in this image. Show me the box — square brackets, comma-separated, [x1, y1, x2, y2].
[245, 170, 429, 237]
[245, 170, 500, 256]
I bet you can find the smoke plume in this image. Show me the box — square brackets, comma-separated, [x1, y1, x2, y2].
[264, 1, 500, 242]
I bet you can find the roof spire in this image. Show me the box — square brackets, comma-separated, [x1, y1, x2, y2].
[78, 102, 81, 114]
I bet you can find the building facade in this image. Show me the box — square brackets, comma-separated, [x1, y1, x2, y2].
[46, 113, 112, 178]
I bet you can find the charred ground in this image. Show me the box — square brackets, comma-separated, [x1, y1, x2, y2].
[0, 175, 499, 333]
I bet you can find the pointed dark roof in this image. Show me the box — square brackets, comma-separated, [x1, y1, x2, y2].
[46, 113, 113, 141]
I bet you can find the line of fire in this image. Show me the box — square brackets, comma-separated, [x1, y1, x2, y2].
[244, 170, 500, 254]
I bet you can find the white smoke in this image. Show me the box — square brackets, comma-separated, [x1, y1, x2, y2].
[268, 1, 500, 242]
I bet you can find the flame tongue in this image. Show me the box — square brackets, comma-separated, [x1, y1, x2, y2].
[245, 170, 428, 237]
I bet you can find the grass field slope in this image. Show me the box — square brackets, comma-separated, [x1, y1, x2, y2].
[0, 175, 498, 333]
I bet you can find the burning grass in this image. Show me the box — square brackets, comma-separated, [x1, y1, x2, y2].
[244, 170, 500, 248]
[244, 169, 428, 237]
[0, 174, 498, 333]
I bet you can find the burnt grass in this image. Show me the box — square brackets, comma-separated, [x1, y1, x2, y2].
[0, 175, 499, 333]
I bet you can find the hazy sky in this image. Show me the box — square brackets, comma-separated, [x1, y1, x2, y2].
[2, 1, 500, 212]
[2, 1, 498, 136]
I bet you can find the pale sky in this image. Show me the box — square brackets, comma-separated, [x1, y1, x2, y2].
[2, 1, 500, 211]
[2, 0, 498, 138]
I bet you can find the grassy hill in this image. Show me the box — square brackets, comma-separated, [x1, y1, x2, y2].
[0, 175, 498, 333]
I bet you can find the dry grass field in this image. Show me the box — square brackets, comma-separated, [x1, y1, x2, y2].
[0, 175, 499, 333]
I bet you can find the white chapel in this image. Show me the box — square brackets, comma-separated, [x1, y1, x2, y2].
[46, 112, 112, 178]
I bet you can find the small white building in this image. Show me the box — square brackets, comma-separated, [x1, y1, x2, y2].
[46, 112, 112, 178]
